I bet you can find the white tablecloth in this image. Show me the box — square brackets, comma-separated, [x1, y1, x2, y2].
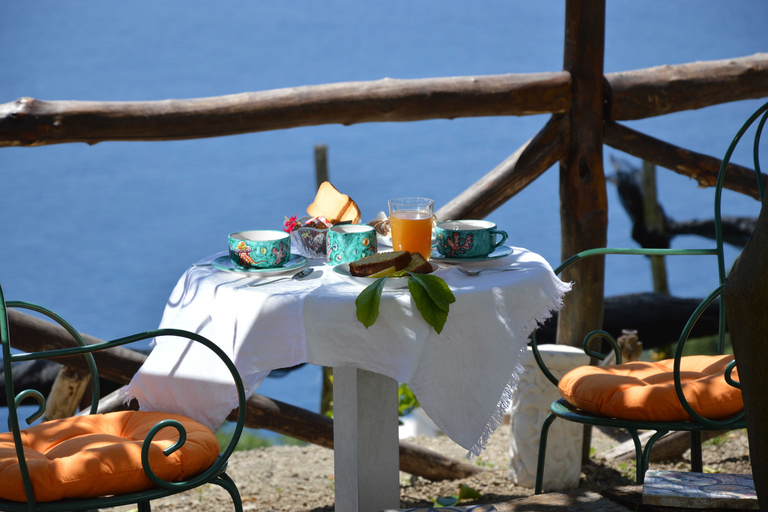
[125, 247, 571, 456]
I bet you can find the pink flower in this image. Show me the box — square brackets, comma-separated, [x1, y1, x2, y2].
[284, 215, 300, 233]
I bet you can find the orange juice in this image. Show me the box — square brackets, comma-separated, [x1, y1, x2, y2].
[391, 212, 432, 259]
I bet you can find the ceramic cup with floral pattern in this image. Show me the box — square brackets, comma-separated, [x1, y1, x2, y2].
[326, 224, 377, 265]
[229, 230, 291, 269]
[435, 220, 508, 258]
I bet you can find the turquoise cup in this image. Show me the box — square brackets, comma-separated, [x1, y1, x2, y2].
[435, 220, 508, 258]
[229, 230, 291, 269]
[326, 224, 377, 265]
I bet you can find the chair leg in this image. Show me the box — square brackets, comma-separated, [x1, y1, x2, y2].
[138, 501, 151, 512]
[690, 431, 703, 473]
[640, 430, 669, 484]
[534, 412, 557, 495]
[628, 430, 644, 484]
[213, 472, 244, 512]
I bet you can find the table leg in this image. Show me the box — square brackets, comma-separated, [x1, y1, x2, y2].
[333, 366, 400, 512]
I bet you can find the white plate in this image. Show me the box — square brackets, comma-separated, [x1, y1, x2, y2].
[430, 244, 514, 263]
[211, 254, 308, 276]
[333, 262, 441, 289]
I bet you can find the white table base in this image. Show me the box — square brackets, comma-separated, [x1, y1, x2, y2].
[333, 367, 401, 512]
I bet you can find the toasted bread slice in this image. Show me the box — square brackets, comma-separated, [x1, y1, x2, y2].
[307, 181, 362, 225]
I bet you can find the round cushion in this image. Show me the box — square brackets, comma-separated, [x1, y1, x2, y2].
[0, 410, 220, 502]
[557, 355, 742, 422]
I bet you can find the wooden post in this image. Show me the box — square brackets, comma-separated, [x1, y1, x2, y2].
[315, 144, 328, 185]
[642, 160, 669, 294]
[556, 0, 607, 347]
[314, 143, 334, 416]
[556, 0, 607, 466]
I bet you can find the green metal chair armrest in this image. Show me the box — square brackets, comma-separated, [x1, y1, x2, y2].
[2, 288, 247, 510]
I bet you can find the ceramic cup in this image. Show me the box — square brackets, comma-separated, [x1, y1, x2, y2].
[434, 220, 508, 258]
[326, 224, 377, 265]
[229, 230, 291, 269]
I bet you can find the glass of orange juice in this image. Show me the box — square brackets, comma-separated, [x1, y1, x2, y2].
[388, 197, 434, 260]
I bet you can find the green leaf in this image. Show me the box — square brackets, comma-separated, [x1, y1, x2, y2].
[354, 277, 388, 328]
[408, 278, 449, 334]
[397, 383, 420, 417]
[353, 272, 455, 334]
[407, 273, 456, 311]
[457, 484, 482, 501]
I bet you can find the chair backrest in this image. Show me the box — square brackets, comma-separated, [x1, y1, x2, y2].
[1, 281, 247, 510]
[530, 99, 768, 426]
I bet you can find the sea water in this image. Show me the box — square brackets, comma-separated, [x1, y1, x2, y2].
[1, 1, 766, 434]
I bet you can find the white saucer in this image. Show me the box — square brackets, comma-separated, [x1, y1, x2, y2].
[333, 262, 441, 289]
[211, 254, 308, 275]
[430, 244, 514, 263]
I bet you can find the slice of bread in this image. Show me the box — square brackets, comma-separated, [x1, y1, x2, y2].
[401, 251, 433, 274]
[349, 251, 410, 277]
[307, 181, 361, 225]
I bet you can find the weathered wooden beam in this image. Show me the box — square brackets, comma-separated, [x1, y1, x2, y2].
[434, 114, 568, 221]
[7, 308, 146, 384]
[597, 430, 725, 463]
[605, 121, 766, 200]
[0, 73, 571, 147]
[557, 0, 608, 350]
[607, 53, 768, 121]
[41, 366, 92, 421]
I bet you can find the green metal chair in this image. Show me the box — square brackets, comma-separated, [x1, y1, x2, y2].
[0, 282, 247, 512]
[531, 99, 768, 494]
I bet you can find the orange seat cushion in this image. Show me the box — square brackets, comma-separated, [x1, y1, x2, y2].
[558, 355, 742, 422]
[0, 410, 220, 502]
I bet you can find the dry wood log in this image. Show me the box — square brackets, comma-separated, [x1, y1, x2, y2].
[7, 308, 147, 385]
[7, 309, 484, 481]
[608, 53, 768, 121]
[535, 292, 721, 350]
[597, 430, 725, 463]
[0, 73, 571, 147]
[557, 0, 608, 349]
[41, 367, 91, 422]
[435, 114, 568, 221]
[1, 54, 767, 148]
[605, 122, 766, 200]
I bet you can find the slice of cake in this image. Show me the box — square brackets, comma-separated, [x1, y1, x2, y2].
[401, 251, 432, 274]
[349, 251, 410, 277]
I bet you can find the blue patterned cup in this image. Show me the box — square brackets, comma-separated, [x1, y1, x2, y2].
[326, 224, 377, 266]
[229, 230, 291, 269]
[435, 220, 508, 258]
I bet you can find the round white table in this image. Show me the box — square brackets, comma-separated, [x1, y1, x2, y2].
[126, 246, 570, 512]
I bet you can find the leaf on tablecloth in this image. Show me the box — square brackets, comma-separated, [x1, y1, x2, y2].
[355, 273, 455, 334]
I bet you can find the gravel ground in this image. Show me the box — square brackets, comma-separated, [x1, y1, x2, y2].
[113, 423, 752, 512]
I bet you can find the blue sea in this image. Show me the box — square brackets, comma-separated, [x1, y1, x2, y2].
[1, 1, 766, 434]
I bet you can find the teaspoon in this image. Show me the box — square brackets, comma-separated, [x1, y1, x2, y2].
[246, 267, 315, 287]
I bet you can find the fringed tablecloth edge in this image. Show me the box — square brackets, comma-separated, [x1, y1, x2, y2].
[465, 278, 573, 458]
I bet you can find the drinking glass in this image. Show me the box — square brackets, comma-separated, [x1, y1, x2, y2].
[388, 197, 434, 259]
